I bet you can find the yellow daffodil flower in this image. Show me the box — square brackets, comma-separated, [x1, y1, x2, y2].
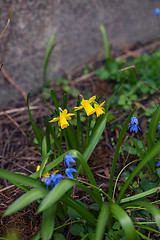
[94, 101, 105, 117]
[74, 96, 96, 116]
[49, 109, 75, 129]
[36, 165, 50, 182]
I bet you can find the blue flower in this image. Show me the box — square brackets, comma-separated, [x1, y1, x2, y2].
[153, 8, 160, 16]
[42, 173, 64, 189]
[64, 152, 76, 168]
[65, 168, 77, 179]
[130, 116, 139, 125]
[128, 116, 141, 133]
[158, 124, 160, 130]
[157, 161, 160, 167]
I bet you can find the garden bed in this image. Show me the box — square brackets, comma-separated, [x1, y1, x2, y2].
[0, 40, 160, 239]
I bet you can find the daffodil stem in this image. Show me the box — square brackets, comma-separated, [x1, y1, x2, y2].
[63, 129, 70, 150]
[85, 116, 92, 148]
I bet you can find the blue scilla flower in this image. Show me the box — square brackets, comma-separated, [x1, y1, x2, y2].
[128, 116, 141, 133]
[158, 124, 160, 130]
[153, 8, 160, 16]
[130, 116, 139, 125]
[157, 161, 160, 167]
[65, 168, 77, 179]
[64, 152, 76, 168]
[42, 173, 64, 189]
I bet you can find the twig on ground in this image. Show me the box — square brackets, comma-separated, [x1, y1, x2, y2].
[0, 106, 39, 116]
[69, 71, 95, 86]
[1, 68, 27, 101]
[5, 114, 28, 139]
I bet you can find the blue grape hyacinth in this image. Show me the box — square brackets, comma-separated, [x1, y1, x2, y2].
[128, 116, 141, 133]
[158, 124, 160, 130]
[64, 152, 76, 168]
[153, 8, 160, 16]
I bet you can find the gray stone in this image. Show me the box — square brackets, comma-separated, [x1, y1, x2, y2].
[0, 0, 160, 105]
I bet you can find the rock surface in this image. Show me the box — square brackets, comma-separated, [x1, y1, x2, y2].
[0, 0, 160, 105]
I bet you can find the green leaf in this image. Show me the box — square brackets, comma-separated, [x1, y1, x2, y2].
[116, 139, 160, 203]
[53, 233, 66, 240]
[4, 188, 47, 217]
[70, 223, 85, 236]
[95, 204, 110, 240]
[123, 201, 160, 230]
[37, 180, 77, 213]
[43, 34, 56, 87]
[46, 120, 63, 154]
[100, 24, 110, 59]
[41, 204, 57, 240]
[0, 168, 44, 188]
[39, 150, 53, 178]
[121, 186, 160, 203]
[110, 203, 138, 240]
[62, 195, 96, 227]
[148, 104, 160, 143]
[50, 90, 60, 110]
[42, 137, 47, 161]
[109, 108, 136, 199]
[27, 94, 43, 149]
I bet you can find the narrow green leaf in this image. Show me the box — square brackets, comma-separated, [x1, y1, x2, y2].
[116, 139, 160, 203]
[43, 34, 56, 87]
[95, 204, 110, 240]
[100, 24, 110, 59]
[66, 125, 80, 151]
[0, 168, 44, 188]
[110, 203, 138, 240]
[3, 188, 47, 217]
[41, 204, 57, 240]
[121, 187, 160, 203]
[50, 90, 60, 110]
[39, 150, 53, 178]
[62, 195, 96, 226]
[27, 93, 42, 148]
[62, 92, 67, 109]
[148, 104, 160, 143]
[123, 201, 160, 230]
[46, 120, 63, 154]
[83, 113, 107, 163]
[42, 137, 47, 160]
[37, 180, 76, 213]
[109, 108, 136, 199]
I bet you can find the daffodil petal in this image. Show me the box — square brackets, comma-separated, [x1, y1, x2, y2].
[89, 95, 96, 103]
[49, 117, 59, 123]
[74, 106, 83, 111]
[99, 101, 105, 107]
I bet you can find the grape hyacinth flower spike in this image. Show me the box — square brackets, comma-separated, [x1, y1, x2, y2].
[158, 124, 160, 130]
[64, 152, 76, 168]
[128, 116, 141, 133]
